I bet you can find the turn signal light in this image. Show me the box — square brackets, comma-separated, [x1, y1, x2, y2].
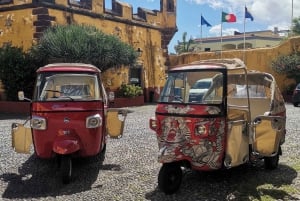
[149, 117, 157, 130]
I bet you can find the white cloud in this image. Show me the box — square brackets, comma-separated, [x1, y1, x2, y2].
[209, 24, 221, 36]
[185, 0, 223, 9]
[187, 0, 300, 30]
[208, 24, 239, 36]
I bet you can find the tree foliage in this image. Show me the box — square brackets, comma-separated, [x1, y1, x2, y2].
[0, 45, 37, 100]
[30, 24, 138, 71]
[292, 17, 300, 35]
[175, 32, 194, 54]
[271, 53, 300, 83]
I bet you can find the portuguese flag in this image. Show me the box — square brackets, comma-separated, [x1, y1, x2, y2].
[222, 11, 236, 23]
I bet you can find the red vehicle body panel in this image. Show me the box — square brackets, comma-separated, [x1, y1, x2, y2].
[37, 63, 101, 73]
[31, 102, 105, 158]
[155, 104, 226, 171]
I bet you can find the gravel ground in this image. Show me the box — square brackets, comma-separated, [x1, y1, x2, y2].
[0, 103, 300, 201]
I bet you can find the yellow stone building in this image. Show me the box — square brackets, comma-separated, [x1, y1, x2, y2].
[0, 0, 177, 101]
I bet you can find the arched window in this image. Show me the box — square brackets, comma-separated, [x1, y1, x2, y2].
[167, 0, 174, 12]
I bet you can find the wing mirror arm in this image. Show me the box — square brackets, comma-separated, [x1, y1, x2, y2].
[18, 91, 31, 102]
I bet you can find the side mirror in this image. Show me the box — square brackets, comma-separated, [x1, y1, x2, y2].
[108, 91, 115, 101]
[18, 91, 25, 101]
[18, 91, 31, 102]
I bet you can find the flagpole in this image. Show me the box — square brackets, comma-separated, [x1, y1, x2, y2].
[243, 6, 246, 61]
[291, 0, 294, 36]
[200, 14, 203, 52]
[220, 12, 223, 59]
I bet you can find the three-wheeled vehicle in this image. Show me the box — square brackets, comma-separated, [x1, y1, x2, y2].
[11, 63, 127, 183]
[149, 58, 286, 194]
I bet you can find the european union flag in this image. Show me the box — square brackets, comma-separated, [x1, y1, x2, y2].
[201, 15, 212, 27]
[245, 7, 254, 21]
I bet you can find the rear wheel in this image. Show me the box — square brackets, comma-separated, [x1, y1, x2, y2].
[264, 147, 281, 170]
[61, 155, 72, 184]
[158, 163, 182, 195]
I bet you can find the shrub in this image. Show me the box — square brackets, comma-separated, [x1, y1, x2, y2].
[29, 24, 138, 72]
[117, 84, 143, 98]
[0, 45, 37, 101]
[271, 53, 300, 83]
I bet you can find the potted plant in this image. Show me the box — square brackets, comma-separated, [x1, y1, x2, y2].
[111, 84, 144, 107]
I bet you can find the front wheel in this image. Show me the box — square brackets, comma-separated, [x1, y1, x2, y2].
[61, 155, 72, 184]
[158, 163, 182, 195]
[97, 144, 106, 163]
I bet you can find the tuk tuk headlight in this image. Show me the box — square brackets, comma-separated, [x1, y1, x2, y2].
[31, 116, 47, 130]
[86, 114, 102, 128]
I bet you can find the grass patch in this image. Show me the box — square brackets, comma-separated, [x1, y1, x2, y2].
[291, 161, 300, 171]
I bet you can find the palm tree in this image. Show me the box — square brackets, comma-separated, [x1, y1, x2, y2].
[175, 32, 194, 54]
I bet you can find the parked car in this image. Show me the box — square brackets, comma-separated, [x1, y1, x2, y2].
[189, 78, 212, 102]
[292, 83, 300, 107]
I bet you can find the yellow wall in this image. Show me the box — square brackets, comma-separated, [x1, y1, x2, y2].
[169, 36, 300, 92]
[0, 8, 34, 49]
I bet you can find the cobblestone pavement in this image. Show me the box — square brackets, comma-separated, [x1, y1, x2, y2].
[0, 103, 300, 201]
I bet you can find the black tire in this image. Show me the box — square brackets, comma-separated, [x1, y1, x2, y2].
[264, 153, 279, 170]
[61, 155, 72, 184]
[97, 144, 106, 163]
[158, 163, 182, 195]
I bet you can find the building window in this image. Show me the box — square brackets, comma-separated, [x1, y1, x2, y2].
[69, 0, 92, 10]
[167, 0, 174, 12]
[0, 0, 13, 5]
[129, 67, 142, 86]
[204, 48, 210, 52]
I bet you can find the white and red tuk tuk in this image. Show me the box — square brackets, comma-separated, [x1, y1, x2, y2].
[150, 58, 286, 194]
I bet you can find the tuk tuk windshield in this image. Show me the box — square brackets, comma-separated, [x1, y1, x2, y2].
[34, 73, 102, 101]
[159, 71, 224, 104]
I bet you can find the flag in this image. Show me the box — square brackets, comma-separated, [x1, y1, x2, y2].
[201, 15, 212, 27]
[222, 11, 236, 23]
[245, 7, 254, 21]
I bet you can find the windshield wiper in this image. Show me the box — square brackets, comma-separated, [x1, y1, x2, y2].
[44, 90, 74, 101]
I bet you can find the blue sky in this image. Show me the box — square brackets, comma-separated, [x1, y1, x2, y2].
[105, 0, 300, 53]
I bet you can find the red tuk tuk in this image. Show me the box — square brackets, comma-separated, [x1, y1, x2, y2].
[149, 58, 286, 194]
[11, 63, 127, 183]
